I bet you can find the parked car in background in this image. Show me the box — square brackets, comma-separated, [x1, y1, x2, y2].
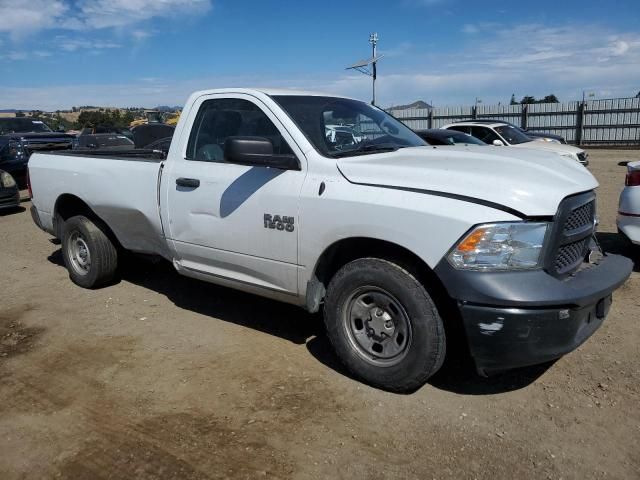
[0, 169, 20, 211]
[618, 160, 640, 245]
[0, 118, 74, 186]
[29, 87, 632, 392]
[443, 121, 588, 166]
[415, 129, 486, 146]
[324, 125, 364, 150]
[74, 133, 135, 151]
[451, 120, 567, 144]
[78, 126, 134, 140]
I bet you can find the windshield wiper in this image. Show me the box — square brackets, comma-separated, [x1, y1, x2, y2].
[331, 143, 401, 158]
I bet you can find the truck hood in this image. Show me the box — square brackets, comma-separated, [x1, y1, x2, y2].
[511, 140, 583, 156]
[336, 145, 598, 217]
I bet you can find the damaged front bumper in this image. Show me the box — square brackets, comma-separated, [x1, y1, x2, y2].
[435, 253, 632, 375]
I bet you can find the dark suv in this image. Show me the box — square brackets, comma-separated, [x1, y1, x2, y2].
[0, 118, 74, 186]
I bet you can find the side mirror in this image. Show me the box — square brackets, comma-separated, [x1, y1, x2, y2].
[224, 137, 300, 170]
[56, 127, 66, 133]
[492, 139, 505, 146]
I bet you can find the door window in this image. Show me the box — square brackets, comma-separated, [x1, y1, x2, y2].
[186, 98, 293, 162]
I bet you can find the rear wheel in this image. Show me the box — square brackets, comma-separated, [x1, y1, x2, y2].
[61, 215, 118, 288]
[324, 258, 446, 392]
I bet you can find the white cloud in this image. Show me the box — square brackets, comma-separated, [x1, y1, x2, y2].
[56, 37, 121, 52]
[462, 24, 479, 34]
[73, 0, 211, 30]
[0, 0, 69, 38]
[0, 0, 211, 37]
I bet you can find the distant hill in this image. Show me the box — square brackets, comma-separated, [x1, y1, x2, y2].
[390, 100, 432, 110]
[154, 105, 182, 112]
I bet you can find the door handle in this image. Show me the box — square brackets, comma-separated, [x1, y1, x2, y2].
[176, 177, 200, 188]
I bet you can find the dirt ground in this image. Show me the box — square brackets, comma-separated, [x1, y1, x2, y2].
[1, 149, 638, 480]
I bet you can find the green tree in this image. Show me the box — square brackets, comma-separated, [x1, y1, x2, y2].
[520, 96, 537, 104]
[542, 94, 559, 103]
[509, 94, 517, 105]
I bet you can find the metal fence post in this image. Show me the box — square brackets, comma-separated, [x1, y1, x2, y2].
[576, 102, 585, 146]
[428, 108, 433, 129]
[521, 104, 528, 130]
[472, 106, 477, 120]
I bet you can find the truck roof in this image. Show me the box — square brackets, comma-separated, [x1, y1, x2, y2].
[188, 87, 354, 100]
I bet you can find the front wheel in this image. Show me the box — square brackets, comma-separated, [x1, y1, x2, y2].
[61, 215, 118, 289]
[324, 258, 446, 392]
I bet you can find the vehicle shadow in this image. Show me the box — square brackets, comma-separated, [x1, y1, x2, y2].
[47, 249, 322, 345]
[220, 167, 283, 218]
[597, 231, 640, 272]
[47, 249, 551, 395]
[307, 333, 552, 395]
[0, 206, 25, 216]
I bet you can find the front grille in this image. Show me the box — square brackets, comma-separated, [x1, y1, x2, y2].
[555, 238, 589, 273]
[22, 139, 73, 158]
[548, 192, 596, 276]
[564, 200, 594, 232]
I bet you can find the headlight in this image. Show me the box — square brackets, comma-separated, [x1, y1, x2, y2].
[560, 152, 578, 161]
[0, 171, 17, 188]
[7, 141, 25, 158]
[448, 222, 548, 271]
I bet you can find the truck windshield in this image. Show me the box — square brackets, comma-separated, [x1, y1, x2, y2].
[0, 118, 53, 134]
[272, 95, 427, 157]
[494, 125, 532, 145]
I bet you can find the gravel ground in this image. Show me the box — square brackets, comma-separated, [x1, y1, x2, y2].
[0, 149, 638, 479]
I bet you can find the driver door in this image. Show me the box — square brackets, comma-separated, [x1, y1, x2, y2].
[162, 94, 306, 295]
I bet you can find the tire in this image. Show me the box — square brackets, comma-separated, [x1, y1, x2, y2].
[61, 215, 118, 289]
[324, 258, 446, 392]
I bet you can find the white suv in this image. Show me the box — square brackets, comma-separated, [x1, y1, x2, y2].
[443, 121, 589, 166]
[618, 160, 640, 245]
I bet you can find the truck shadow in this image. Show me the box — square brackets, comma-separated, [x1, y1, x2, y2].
[47, 249, 551, 395]
[597, 231, 640, 272]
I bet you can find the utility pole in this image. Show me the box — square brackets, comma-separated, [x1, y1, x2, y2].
[370, 32, 378, 105]
[346, 33, 382, 106]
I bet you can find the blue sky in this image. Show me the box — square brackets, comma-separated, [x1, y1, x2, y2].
[0, 0, 639, 109]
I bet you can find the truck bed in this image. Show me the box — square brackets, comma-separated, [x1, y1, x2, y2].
[29, 151, 170, 259]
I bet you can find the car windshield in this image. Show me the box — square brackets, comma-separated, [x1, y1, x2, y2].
[438, 131, 486, 146]
[0, 118, 53, 134]
[272, 95, 427, 157]
[78, 135, 134, 148]
[495, 125, 531, 145]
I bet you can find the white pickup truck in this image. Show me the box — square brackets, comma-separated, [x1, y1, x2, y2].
[29, 88, 632, 392]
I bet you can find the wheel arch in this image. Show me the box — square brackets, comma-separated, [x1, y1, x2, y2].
[53, 194, 121, 249]
[306, 237, 453, 315]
